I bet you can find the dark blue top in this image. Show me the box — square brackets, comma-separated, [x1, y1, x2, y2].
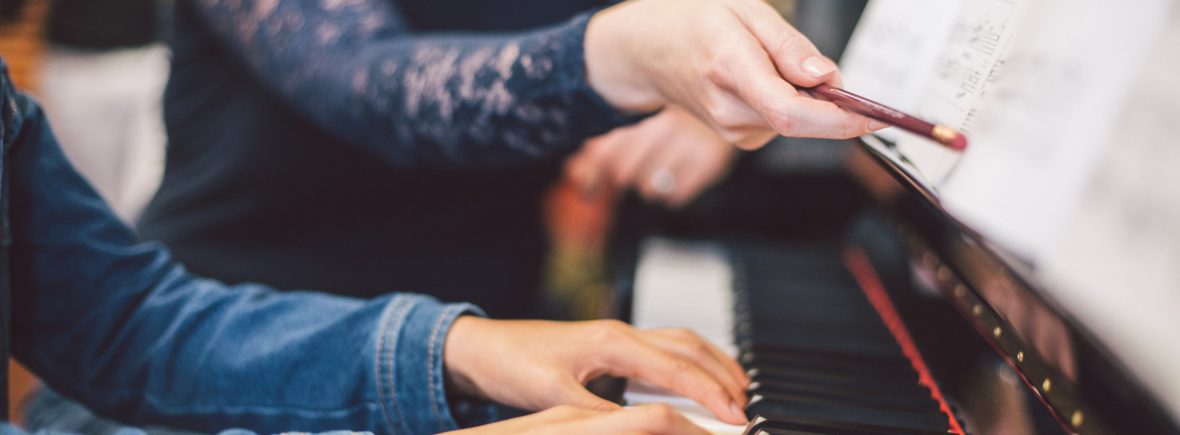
[138, 0, 635, 317]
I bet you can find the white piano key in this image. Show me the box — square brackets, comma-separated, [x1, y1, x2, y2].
[631, 237, 736, 356]
[629, 238, 744, 433]
[625, 390, 746, 435]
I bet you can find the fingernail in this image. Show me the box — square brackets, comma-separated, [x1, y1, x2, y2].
[802, 56, 837, 78]
[868, 119, 890, 131]
[729, 401, 746, 422]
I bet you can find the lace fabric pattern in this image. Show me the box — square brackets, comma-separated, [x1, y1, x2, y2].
[189, 0, 639, 167]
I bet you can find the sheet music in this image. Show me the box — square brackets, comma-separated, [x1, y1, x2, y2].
[893, 0, 1028, 184]
[1040, 2, 1180, 421]
[843, 0, 1180, 422]
[939, 0, 1170, 259]
[839, 0, 964, 142]
[838, 0, 1028, 185]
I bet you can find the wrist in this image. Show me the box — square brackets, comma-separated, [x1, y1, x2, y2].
[443, 316, 487, 401]
[585, 4, 667, 114]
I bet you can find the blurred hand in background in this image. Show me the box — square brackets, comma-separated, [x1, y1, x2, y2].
[565, 106, 737, 209]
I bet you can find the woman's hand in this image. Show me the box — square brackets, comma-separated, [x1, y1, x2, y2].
[444, 318, 750, 424]
[443, 404, 711, 435]
[566, 106, 735, 208]
[585, 0, 885, 149]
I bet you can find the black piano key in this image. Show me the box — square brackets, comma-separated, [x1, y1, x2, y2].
[740, 344, 912, 369]
[742, 331, 904, 358]
[748, 430, 819, 435]
[746, 394, 950, 433]
[741, 305, 894, 330]
[747, 375, 936, 408]
[747, 380, 940, 413]
[740, 353, 917, 380]
[749, 424, 935, 435]
[746, 306, 887, 328]
[738, 344, 899, 361]
[726, 242, 963, 433]
[742, 360, 924, 400]
[744, 414, 950, 435]
[747, 388, 939, 414]
[746, 366, 927, 397]
[738, 315, 902, 356]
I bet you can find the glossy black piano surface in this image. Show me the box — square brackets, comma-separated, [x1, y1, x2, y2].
[610, 140, 1179, 434]
[731, 242, 958, 434]
[607, 2, 1178, 433]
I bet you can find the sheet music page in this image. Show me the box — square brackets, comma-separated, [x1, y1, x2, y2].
[938, 0, 1170, 259]
[838, 0, 963, 142]
[1040, 3, 1180, 420]
[892, 0, 1029, 184]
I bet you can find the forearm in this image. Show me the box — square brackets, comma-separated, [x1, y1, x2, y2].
[3, 83, 492, 433]
[187, 0, 642, 167]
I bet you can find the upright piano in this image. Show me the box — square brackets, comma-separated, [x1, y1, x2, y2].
[613, 1, 1180, 434]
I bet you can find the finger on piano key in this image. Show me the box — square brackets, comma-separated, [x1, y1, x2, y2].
[624, 390, 747, 435]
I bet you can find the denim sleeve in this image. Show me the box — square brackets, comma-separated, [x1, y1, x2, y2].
[184, 0, 644, 168]
[2, 68, 495, 434]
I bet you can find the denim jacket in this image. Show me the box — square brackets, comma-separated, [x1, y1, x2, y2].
[0, 59, 494, 434]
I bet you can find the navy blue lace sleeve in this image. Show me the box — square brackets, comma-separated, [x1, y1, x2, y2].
[187, 0, 643, 167]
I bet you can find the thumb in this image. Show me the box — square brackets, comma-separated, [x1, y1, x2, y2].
[554, 377, 623, 412]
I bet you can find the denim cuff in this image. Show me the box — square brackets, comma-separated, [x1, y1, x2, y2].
[374, 295, 493, 434]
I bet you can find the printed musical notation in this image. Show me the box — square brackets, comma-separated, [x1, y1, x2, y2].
[937, 12, 1011, 133]
[940, 0, 1170, 260]
[894, 0, 1028, 185]
[938, 13, 1007, 103]
[838, 0, 963, 114]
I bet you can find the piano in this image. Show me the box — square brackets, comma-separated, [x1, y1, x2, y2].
[614, 1, 1180, 433]
[622, 142, 1180, 435]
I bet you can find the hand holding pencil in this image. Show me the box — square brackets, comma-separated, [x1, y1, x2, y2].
[586, 0, 885, 150]
[585, 0, 964, 152]
[805, 84, 968, 151]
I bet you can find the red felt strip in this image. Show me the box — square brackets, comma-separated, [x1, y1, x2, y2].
[843, 247, 966, 435]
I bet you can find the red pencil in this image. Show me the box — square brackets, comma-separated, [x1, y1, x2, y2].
[806, 83, 968, 151]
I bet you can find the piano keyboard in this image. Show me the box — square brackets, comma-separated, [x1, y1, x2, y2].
[628, 238, 963, 435]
